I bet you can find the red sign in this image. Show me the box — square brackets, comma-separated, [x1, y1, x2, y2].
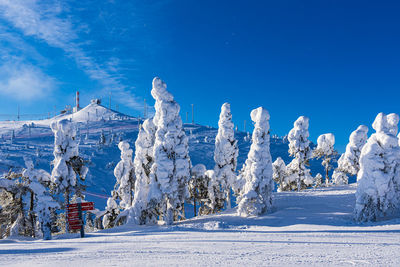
[69, 225, 83, 230]
[81, 202, 94, 211]
[66, 202, 94, 237]
[68, 218, 79, 224]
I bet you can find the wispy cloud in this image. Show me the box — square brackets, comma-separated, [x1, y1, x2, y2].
[0, 0, 142, 110]
[0, 61, 56, 101]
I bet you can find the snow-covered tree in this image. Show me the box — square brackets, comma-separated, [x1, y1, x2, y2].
[0, 162, 58, 240]
[214, 103, 238, 209]
[237, 107, 273, 217]
[188, 164, 209, 216]
[355, 113, 400, 222]
[23, 159, 58, 239]
[272, 157, 287, 192]
[314, 173, 323, 188]
[50, 119, 88, 232]
[102, 198, 120, 229]
[313, 133, 336, 185]
[287, 116, 313, 191]
[149, 77, 191, 225]
[128, 118, 160, 225]
[203, 170, 225, 214]
[332, 125, 368, 185]
[112, 141, 135, 209]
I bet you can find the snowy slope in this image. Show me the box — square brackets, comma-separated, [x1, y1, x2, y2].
[0, 103, 329, 212]
[1, 185, 400, 266]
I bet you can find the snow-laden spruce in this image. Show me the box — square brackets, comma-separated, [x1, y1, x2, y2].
[355, 113, 400, 222]
[50, 119, 87, 199]
[150, 77, 191, 225]
[22, 159, 59, 240]
[112, 141, 135, 209]
[128, 118, 160, 225]
[237, 107, 273, 217]
[214, 103, 238, 210]
[332, 125, 368, 185]
[313, 133, 336, 185]
[0, 160, 58, 240]
[272, 157, 287, 192]
[287, 116, 313, 191]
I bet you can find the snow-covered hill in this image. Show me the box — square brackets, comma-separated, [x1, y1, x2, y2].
[1, 185, 399, 266]
[0, 102, 330, 212]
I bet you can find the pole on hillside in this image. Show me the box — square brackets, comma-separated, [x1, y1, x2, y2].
[144, 99, 147, 119]
[244, 120, 246, 132]
[191, 104, 194, 124]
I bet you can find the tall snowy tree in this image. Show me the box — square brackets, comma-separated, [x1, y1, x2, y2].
[355, 113, 400, 222]
[214, 103, 238, 209]
[332, 125, 368, 185]
[287, 116, 313, 191]
[313, 133, 336, 185]
[272, 157, 287, 192]
[50, 119, 88, 232]
[112, 141, 135, 209]
[128, 118, 160, 225]
[237, 107, 273, 217]
[149, 77, 191, 225]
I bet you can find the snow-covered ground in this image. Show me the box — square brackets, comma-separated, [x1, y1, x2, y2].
[2, 185, 400, 266]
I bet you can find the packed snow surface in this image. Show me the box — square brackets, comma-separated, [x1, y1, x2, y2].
[1, 185, 400, 266]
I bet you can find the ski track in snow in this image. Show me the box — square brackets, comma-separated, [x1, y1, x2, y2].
[1, 185, 400, 266]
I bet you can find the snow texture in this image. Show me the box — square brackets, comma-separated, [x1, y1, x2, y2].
[237, 107, 273, 217]
[150, 77, 191, 224]
[214, 103, 238, 209]
[355, 113, 400, 222]
[332, 125, 368, 185]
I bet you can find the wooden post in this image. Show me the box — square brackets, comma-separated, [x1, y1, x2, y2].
[77, 199, 85, 238]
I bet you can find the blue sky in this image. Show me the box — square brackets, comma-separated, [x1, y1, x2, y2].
[0, 0, 399, 151]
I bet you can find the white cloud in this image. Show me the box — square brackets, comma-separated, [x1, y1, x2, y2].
[0, 0, 142, 110]
[0, 62, 56, 101]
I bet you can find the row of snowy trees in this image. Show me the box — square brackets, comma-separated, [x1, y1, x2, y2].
[104, 76, 385, 228]
[103, 77, 275, 228]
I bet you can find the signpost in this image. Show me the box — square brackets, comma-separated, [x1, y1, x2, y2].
[67, 201, 94, 238]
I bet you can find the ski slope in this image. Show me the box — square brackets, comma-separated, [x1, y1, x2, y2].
[1, 185, 400, 266]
